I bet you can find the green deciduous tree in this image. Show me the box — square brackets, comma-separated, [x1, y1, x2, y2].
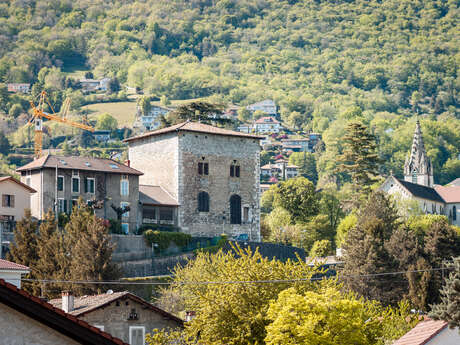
[96, 113, 118, 131]
[273, 177, 319, 223]
[309, 239, 333, 257]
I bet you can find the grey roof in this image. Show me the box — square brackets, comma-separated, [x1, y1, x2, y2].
[396, 178, 445, 203]
[139, 185, 179, 206]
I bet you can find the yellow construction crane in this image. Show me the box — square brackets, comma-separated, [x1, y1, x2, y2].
[29, 91, 94, 158]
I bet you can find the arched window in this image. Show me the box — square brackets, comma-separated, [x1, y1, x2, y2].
[230, 194, 241, 224]
[198, 192, 209, 212]
[454, 206, 457, 221]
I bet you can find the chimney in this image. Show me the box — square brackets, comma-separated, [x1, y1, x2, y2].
[124, 159, 130, 167]
[62, 291, 74, 313]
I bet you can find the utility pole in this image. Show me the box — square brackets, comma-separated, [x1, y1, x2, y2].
[0, 221, 3, 259]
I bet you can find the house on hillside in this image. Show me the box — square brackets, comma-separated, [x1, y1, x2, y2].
[0, 176, 36, 230]
[50, 291, 183, 345]
[254, 117, 282, 134]
[79, 78, 111, 92]
[7, 83, 30, 93]
[0, 279, 127, 345]
[17, 155, 143, 233]
[135, 105, 171, 132]
[381, 121, 460, 226]
[125, 121, 263, 240]
[246, 99, 277, 115]
[261, 162, 298, 180]
[92, 130, 111, 142]
[393, 319, 460, 345]
[0, 259, 29, 288]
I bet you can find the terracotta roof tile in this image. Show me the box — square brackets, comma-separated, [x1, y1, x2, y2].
[434, 185, 460, 203]
[139, 185, 179, 206]
[0, 279, 129, 345]
[254, 116, 280, 124]
[0, 259, 30, 271]
[16, 155, 143, 175]
[392, 319, 448, 345]
[124, 121, 264, 142]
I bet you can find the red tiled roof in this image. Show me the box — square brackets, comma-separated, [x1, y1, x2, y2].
[124, 121, 264, 142]
[392, 319, 448, 345]
[16, 155, 143, 175]
[434, 185, 460, 203]
[0, 259, 30, 271]
[49, 291, 184, 325]
[0, 176, 37, 193]
[0, 279, 129, 345]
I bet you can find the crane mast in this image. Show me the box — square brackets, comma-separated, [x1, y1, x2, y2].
[30, 91, 94, 158]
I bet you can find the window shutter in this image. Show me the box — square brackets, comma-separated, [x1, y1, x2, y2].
[198, 162, 203, 175]
[64, 200, 67, 214]
[230, 165, 234, 177]
[2, 195, 5, 207]
[236, 166, 240, 177]
[204, 163, 209, 175]
[10, 195, 15, 208]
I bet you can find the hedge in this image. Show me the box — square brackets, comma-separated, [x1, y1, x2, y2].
[143, 230, 192, 253]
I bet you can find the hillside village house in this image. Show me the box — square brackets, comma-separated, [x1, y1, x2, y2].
[125, 121, 263, 240]
[261, 163, 299, 180]
[0, 279, 127, 345]
[381, 121, 460, 225]
[7, 83, 30, 93]
[0, 176, 36, 230]
[135, 104, 171, 132]
[246, 99, 277, 115]
[17, 155, 143, 233]
[254, 116, 282, 133]
[79, 78, 111, 92]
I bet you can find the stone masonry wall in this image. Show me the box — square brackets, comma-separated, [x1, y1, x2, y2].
[178, 132, 261, 240]
[128, 133, 179, 199]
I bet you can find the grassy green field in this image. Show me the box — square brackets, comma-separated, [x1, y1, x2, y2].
[82, 101, 137, 127]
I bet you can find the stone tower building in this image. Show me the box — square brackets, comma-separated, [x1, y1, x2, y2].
[125, 121, 262, 241]
[404, 120, 434, 187]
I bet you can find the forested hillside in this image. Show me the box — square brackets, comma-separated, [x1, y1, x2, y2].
[0, 0, 459, 183]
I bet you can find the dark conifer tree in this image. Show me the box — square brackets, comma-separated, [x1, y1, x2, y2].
[430, 257, 460, 331]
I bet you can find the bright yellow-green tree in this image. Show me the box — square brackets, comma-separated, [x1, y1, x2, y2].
[266, 287, 388, 345]
[151, 244, 330, 345]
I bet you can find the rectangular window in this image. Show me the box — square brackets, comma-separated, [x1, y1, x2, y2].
[243, 207, 249, 223]
[72, 177, 80, 193]
[57, 176, 64, 192]
[121, 223, 129, 234]
[230, 165, 240, 177]
[2, 194, 15, 208]
[120, 202, 130, 218]
[230, 165, 234, 177]
[160, 207, 174, 221]
[198, 162, 209, 175]
[121, 176, 129, 196]
[85, 178, 95, 194]
[58, 199, 67, 214]
[129, 326, 145, 345]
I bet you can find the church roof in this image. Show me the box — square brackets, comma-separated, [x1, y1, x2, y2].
[396, 178, 445, 203]
[434, 185, 460, 203]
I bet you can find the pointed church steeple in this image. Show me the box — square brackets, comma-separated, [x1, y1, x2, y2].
[404, 120, 434, 187]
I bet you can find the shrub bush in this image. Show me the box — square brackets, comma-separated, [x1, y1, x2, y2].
[144, 230, 192, 253]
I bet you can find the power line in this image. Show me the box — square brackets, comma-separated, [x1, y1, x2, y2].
[21, 266, 452, 286]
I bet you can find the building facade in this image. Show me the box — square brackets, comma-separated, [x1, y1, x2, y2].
[135, 105, 170, 132]
[246, 99, 277, 115]
[254, 117, 282, 133]
[0, 176, 36, 228]
[17, 155, 142, 233]
[126, 121, 262, 240]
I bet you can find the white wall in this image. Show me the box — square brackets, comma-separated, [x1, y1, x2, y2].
[0, 271, 25, 288]
[0, 179, 33, 220]
[427, 327, 460, 345]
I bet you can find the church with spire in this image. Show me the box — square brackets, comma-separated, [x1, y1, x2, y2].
[403, 120, 434, 187]
[381, 120, 460, 226]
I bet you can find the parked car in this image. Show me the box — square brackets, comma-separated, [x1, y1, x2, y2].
[233, 233, 249, 242]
